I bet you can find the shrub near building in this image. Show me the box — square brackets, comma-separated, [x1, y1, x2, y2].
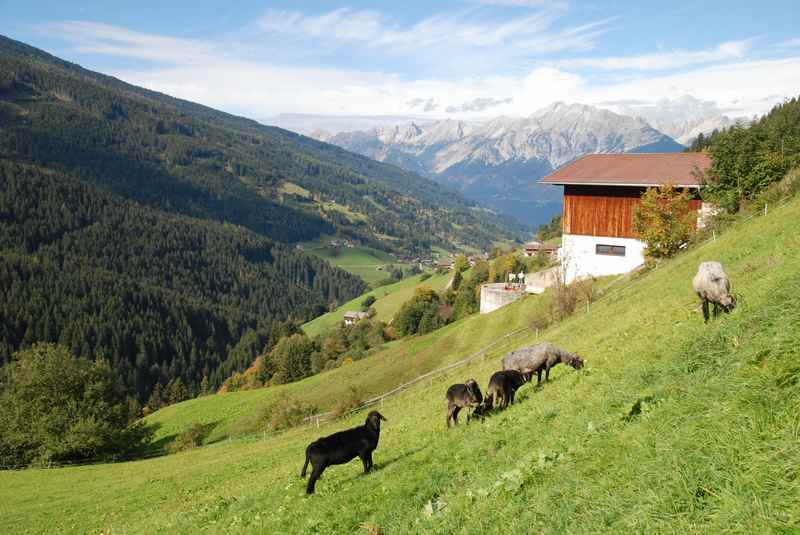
[632, 184, 696, 259]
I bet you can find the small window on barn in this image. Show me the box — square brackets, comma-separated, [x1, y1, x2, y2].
[596, 244, 626, 257]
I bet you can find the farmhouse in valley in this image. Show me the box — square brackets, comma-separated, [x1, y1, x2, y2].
[541, 153, 712, 283]
[343, 311, 369, 326]
[523, 240, 559, 259]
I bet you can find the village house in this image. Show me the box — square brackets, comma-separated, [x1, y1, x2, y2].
[343, 311, 369, 326]
[541, 153, 712, 283]
[523, 240, 559, 259]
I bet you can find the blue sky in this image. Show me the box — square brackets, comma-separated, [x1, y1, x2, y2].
[2, 1, 799, 123]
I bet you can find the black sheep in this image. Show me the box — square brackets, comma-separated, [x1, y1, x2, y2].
[300, 410, 387, 494]
[445, 379, 483, 427]
[484, 370, 528, 410]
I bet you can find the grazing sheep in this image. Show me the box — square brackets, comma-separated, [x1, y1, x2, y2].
[484, 370, 528, 411]
[445, 379, 483, 427]
[502, 342, 584, 386]
[693, 261, 736, 323]
[300, 410, 387, 495]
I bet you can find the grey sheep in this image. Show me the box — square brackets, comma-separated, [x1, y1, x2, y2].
[501, 342, 584, 385]
[692, 261, 735, 323]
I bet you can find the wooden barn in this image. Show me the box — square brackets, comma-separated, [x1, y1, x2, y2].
[541, 153, 712, 282]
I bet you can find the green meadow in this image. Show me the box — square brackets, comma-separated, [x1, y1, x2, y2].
[301, 270, 454, 338]
[303, 244, 411, 285]
[2, 197, 799, 534]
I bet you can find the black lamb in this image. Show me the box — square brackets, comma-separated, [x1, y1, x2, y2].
[300, 410, 387, 495]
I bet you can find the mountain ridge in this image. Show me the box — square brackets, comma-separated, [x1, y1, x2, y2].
[0, 34, 524, 253]
[315, 102, 685, 226]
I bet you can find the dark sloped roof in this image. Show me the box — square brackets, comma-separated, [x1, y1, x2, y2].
[541, 153, 711, 187]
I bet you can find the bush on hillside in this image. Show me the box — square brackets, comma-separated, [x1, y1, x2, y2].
[0, 343, 153, 467]
[331, 386, 365, 418]
[394, 287, 444, 336]
[633, 184, 696, 259]
[168, 423, 211, 453]
[747, 167, 800, 213]
[553, 279, 594, 321]
[452, 260, 490, 320]
[361, 295, 376, 310]
[451, 269, 463, 291]
[264, 396, 317, 431]
[269, 334, 316, 385]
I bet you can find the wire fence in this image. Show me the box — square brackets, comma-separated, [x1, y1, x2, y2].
[302, 325, 531, 428]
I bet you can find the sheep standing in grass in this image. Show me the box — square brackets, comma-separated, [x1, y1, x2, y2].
[484, 370, 528, 411]
[300, 411, 387, 494]
[445, 379, 483, 427]
[502, 342, 584, 385]
[692, 261, 735, 323]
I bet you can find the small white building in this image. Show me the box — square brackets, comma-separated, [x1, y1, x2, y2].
[541, 153, 711, 283]
[343, 311, 369, 326]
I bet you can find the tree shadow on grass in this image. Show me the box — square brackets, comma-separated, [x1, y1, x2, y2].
[149, 420, 222, 452]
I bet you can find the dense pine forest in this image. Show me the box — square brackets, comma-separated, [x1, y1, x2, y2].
[0, 161, 367, 400]
[0, 35, 528, 403]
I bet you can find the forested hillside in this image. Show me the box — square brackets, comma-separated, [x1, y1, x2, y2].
[0, 35, 523, 254]
[689, 96, 800, 211]
[0, 161, 366, 401]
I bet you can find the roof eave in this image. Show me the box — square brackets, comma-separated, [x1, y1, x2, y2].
[539, 181, 703, 188]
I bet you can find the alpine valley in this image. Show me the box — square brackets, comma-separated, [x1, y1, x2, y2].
[311, 103, 734, 227]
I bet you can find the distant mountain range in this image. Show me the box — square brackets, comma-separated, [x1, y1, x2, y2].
[311, 103, 691, 227]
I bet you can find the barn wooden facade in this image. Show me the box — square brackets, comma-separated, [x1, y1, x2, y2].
[563, 184, 703, 239]
[541, 153, 711, 282]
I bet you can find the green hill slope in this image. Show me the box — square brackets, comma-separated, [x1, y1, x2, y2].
[2, 196, 798, 533]
[301, 271, 454, 338]
[302, 244, 404, 285]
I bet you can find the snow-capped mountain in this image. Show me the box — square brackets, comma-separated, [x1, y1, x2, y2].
[314, 103, 684, 227]
[647, 116, 737, 145]
[598, 95, 741, 146]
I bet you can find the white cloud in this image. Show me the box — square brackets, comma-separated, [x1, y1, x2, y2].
[776, 37, 800, 48]
[259, 9, 384, 42]
[40, 21, 213, 65]
[257, 7, 607, 54]
[39, 20, 800, 123]
[561, 39, 753, 71]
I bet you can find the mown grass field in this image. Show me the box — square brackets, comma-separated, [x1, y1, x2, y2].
[303, 244, 411, 285]
[301, 271, 454, 338]
[2, 197, 799, 534]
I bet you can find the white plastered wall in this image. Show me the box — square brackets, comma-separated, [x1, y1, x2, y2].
[560, 234, 646, 283]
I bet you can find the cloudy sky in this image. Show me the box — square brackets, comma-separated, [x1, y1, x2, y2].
[2, 0, 799, 124]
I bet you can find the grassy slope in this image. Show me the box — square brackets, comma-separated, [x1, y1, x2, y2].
[146, 266, 525, 445]
[303, 245, 409, 285]
[301, 271, 453, 338]
[2, 198, 799, 534]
